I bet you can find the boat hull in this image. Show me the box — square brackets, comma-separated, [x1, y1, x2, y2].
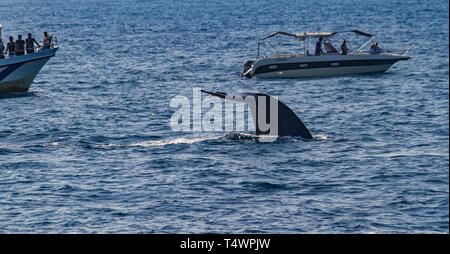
[254, 63, 394, 78]
[248, 54, 410, 78]
[0, 47, 58, 93]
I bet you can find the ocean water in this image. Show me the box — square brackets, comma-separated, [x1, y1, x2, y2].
[0, 0, 448, 233]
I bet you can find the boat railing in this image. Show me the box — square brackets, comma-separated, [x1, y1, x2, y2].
[0, 36, 57, 60]
[356, 43, 414, 56]
[383, 43, 414, 56]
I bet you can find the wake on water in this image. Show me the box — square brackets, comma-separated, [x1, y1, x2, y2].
[99, 132, 329, 148]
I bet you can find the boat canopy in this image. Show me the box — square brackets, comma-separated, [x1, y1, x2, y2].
[295, 32, 338, 41]
[255, 29, 375, 58]
[259, 29, 373, 42]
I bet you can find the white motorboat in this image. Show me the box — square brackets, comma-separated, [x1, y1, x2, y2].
[0, 24, 58, 93]
[242, 30, 413, 78]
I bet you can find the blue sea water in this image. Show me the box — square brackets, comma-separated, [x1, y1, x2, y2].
[0, 0, 448, 233]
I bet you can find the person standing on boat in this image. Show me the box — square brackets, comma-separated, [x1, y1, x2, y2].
[0, 40, 4, 59]
[15, 34, 25, 56]
[340, 39, 349, 55]
[5, 36, 15, 57]
[26, 33, 40, 54]
[315, 37, 323, 56]
[43, 31, 52, 48]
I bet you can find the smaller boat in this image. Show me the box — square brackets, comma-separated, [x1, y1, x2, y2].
[241, 30, 413, 78]
[0, 24, 58, 93]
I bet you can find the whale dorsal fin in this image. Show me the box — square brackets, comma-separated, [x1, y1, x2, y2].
[201, 90, 313, 139]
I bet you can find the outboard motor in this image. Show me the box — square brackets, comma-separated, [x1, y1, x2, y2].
[241, 60, 254, 78]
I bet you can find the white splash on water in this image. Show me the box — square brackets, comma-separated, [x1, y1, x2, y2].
[312, 134, 328, 141]
[129, 136, 222, 147]
[101, 135, 223, 148]
[44, 142, 59, 147]
[100, 132, 328, 148]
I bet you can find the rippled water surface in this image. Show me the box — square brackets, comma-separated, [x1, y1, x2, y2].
[0, 0, 448, 233]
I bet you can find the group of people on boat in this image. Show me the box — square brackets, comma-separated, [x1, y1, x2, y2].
[314, 37, 381, 56]
[0, 31, 53, 59]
